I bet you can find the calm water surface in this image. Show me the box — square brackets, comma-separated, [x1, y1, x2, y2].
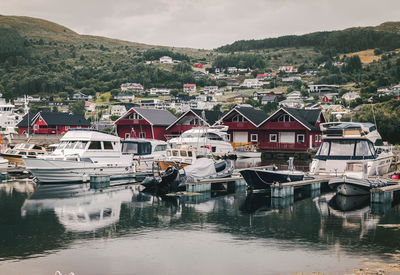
[0, 177, 399, 275]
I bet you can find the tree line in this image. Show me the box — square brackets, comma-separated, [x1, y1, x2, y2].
[217, 29, 400, 54]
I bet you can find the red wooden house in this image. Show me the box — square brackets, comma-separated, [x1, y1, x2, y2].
[165, 109, 223, 139]
[217, 106, 268, 147]
[257, 107, 325, 151]
[27, 112, 90, 135]
[114, 107, 177, 140]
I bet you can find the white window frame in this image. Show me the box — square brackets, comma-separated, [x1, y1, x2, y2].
[65, 126, 70, 130]
[250, 134, 258, 142]
[34, 124, 38, 130]
[226, 134, 231, 141]
[315, 135, 318, 142]
[139, 132, 146, 138]
[319, 135, 322, 142]
[297, 134, 305, 143]
[125, 133, 130, 139]
[270, 134, 277, 142]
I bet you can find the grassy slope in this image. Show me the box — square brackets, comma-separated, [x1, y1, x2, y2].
[0, 15, 210, 59]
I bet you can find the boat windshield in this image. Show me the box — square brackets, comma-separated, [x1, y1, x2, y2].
[122, 142, 138, 154]
[57, 142, 69, 150]
[316, 139, 375, 159]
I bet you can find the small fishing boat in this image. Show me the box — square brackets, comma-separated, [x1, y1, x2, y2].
[239, 157, 304, 190]
[235, 144, 261, 159]
[23, 129, 135, 183]
[141, 158, 234, 192]
[328, 161, 389, 196]
[158, 147, 197, 170]
[1, 143, 47, 165]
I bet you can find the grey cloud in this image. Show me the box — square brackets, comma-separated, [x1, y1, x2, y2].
[2, 0, 400, 49]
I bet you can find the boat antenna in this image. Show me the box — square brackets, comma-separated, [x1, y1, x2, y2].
[371, 104, 378, 131]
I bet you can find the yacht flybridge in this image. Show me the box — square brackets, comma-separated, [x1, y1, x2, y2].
[168, 126, 235, 158]
[310, 122, 393, 177]
[23, 129, 135, 183]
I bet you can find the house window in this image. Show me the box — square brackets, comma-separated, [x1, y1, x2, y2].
[319, 135, 322, 142]
[297, 134, 305, 143]
[128, 113, 142, 120]
[34, 125, 38, 130]
[39, 117, 42, 122]
[66, 126, 70, 130]
[270, 134, 277, 142]
[277, 114, 293, 122]
[250, 134, 258, 142]
[232, 114, 245, 122]
[139, 132, 146, 138]
[125, 133, 130, 139]
[315, 135, 319, 142]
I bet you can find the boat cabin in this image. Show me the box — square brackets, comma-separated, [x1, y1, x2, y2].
[121, 139, 168, 157]
[314, 138, 376, 161]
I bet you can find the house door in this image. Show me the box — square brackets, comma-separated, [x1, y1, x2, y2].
[233, 132, 248, 143]
[279, 132, 295, 143]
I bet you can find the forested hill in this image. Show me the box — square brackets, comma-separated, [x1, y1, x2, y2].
[217, 22, 400, 53]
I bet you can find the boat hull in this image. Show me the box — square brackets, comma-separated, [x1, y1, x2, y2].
[236, 151, 262, 159]
[239, 169, 304, 190]
[23, 158, 135, 183]
[0, 154, 24, 165]
[328, 177, 371, 196]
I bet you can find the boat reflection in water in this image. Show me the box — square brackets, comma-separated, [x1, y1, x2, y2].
[315, 193, 380, 238]
[22, 183, 135, 232]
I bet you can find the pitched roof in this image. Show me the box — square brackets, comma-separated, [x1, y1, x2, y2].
[190, 109, 223, 126]
[281, 107, 322, 130]
[235, 106, 269, 125]
[133, 107, 177, 126]
[166, 109, 223, 130]
[217, 106, 268, 127]
[36, 112, 90, 126]
[16, 112, 36, 127]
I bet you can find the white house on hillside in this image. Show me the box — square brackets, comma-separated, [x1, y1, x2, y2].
[159, 56, 173, 64]
[241, 79, 262, 88]
[342, 91, 360, 102]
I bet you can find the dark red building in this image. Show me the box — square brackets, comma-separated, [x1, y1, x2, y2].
[217, 106, 268, 146]
[17, 112, 90, 135]
[165, 109, 223, 139]
[114, 107, 177, 140]
[33, 112, 90, 134]
[258, 107, 325, 151]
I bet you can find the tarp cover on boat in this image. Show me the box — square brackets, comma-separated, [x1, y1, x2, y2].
[183, 158, 217, 180]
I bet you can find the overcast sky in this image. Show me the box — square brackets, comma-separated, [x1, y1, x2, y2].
[2, 0, 400, 49]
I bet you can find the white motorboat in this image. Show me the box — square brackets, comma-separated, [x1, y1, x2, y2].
[23, 129, 136, 183]
[168, 126, 235, 158]
[121, 138, 168, 172]
[309, 122, 393, 177]
[158, 147, 197, 170]
[0, 157, 8, 170]
[328, 161, 389, 196]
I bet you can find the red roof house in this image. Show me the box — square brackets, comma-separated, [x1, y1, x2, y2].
[114, 107, 177, 140]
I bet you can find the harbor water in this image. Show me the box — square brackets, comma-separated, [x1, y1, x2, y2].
[0, 178, 400, 274]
